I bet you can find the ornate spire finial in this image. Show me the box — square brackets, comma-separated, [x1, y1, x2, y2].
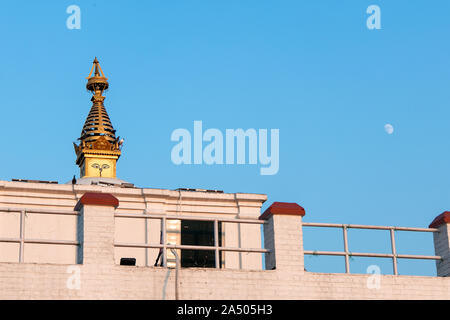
[86, 57, 108, 94]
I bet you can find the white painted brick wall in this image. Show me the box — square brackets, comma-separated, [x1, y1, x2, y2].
[264, 214, 304, 271]
[0, 199, 449, 299]
[0, 263, 449, 300]
[433, 223, 450, 276]
[81, 205, 116, 265]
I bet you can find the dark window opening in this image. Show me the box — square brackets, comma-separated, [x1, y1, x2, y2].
[120, 258, 136, 266]
[181, 220, 222, 268]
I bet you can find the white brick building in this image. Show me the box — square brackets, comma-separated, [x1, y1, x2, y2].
[0, 181, 449, 299]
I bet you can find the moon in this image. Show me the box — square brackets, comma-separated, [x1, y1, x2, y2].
[384, 124, 394, 135]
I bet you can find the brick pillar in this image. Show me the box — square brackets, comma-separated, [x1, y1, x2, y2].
[429, 211, 450, 277]
[259, 202, 306, 271]
[75, 193, 119, 265]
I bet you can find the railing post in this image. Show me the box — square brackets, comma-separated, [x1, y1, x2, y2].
[390, 228, 398, 275]
[214, 220, 220, 269]
[259, 202, 306, 271]
[429, 211, 450, 277]
[342, 225, 350, 273]
[162, 217, 167, 268]
[19, 210, 25, 263]
[74, 192, 118, 265]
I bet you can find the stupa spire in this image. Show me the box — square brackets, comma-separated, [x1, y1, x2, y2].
[74, 58, 123, 179]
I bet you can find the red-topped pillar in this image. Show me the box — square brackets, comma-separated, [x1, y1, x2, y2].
[429, 211, 450, 277]
[75, 192, 119, 265]
[259, 202, 306, 271]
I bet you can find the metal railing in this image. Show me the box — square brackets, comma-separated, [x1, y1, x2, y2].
[0, 207, 80, 263]
[114, 213, 269, 268]
[302, 222, 442, 275]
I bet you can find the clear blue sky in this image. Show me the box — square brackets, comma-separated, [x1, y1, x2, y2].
[0, 1, 449, 276]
